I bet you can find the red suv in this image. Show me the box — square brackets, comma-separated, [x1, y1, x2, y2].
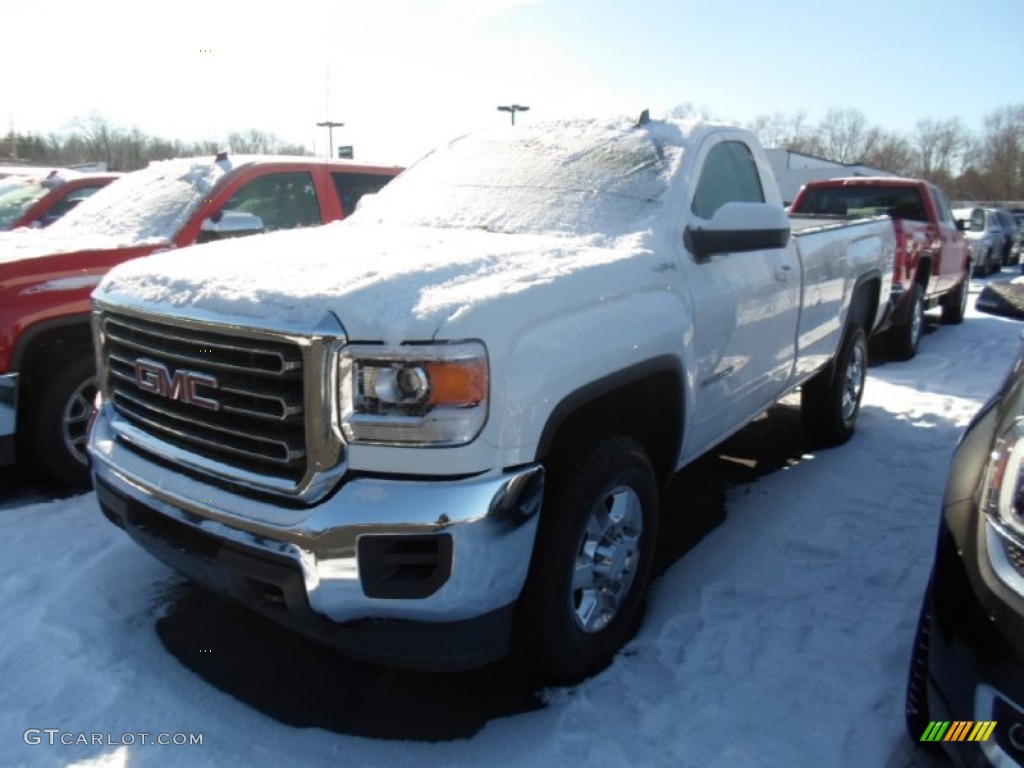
[0, 152, 400, 486]
[0, 170, 121, 230]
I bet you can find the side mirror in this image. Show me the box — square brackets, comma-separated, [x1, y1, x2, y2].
[955, 219, 967, 232]
[199, 211, 265, 242]
[685, 202, 791, 260]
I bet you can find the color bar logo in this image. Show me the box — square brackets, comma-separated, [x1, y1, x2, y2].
[920, 721, 997, 743]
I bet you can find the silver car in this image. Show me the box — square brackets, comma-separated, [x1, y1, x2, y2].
[955, 207, 1006, 277]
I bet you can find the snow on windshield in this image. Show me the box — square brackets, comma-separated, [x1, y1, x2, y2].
[0, 179, 48, 229]
[46, 157, 229, 245]
[355, 118, 684, 237]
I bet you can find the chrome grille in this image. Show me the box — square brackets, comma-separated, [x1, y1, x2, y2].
[101, 311, 307, 483]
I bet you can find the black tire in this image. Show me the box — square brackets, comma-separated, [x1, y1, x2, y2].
[890, 284, 924, 361]
[514, 435, 658, 684]
[801, 325, 868, 447]
[973, 250, 991, 278]
[940, 276, 968, 325]
[905, 583, 937, 749]
[19, 350, 95, 489]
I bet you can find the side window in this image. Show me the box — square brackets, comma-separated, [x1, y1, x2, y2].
[691, 141, 765, 219]
[221, 172, 321, 232]
[331, 172, 395, 216]
[39, 185, 105, 226]
[930, 187, 954, 225]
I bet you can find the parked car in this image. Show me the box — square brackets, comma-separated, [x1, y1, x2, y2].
[905, 334, 1024, 767]
[994, 208, 1020, 267]
[790, 177, 971, 360]
[954, 207, 1007, 277]
[90, 116, 894, 681]
[0, 170, 120, 230]
[0, 152, 401, 487]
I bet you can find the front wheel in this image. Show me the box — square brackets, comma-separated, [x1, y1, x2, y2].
[890, 284, 924, 360]
[905, 583, 937, 749]
[801, 325, 868, 447]
[19, 350, 96, 489]
[514, 435, 658, 684]
[940, 275, 969, 325]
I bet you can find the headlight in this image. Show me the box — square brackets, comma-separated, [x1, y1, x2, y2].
[982, 416, 1024, 540]
[338, 341, 488, 445]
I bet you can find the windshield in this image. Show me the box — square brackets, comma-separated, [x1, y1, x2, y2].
[0, 179, 49, 229]
[47, 158, 228, 244]
[354, 119, 677, 237]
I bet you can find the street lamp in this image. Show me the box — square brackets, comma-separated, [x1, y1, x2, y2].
[316, 120, 345, 158]
[497, 104, 530, 126]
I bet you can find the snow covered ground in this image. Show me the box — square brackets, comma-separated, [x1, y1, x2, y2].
[1, 279, 1018, 768]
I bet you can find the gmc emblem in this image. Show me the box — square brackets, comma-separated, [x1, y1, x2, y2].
[133, 358, 220, 411]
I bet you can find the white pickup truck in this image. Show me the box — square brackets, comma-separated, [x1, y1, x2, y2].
[88, 116, 895, 682]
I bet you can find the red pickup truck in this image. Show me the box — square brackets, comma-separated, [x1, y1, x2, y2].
[0, 152, 400, 487]
[0, 170, 121, 230]
[790, 177, 970, 360]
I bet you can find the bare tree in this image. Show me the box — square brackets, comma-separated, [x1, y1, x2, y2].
[861, 131, 915, 176]
[69, 113, 121, 169]
[911, 117, 970, 185]
[225, 129, 309, 156]
[666, 102, 716, 122]
[977, 105, 1024, 199]
[816, 108, 881, 164]
[746, 111, 817, 153]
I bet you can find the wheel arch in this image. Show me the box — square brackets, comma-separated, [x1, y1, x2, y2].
[13, 315, 94, 396]
[535, 356, 684, 489]
[847, 273, 881, 334]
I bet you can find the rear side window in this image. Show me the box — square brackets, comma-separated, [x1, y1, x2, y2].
[794, 184, 928, 221]
[691, 141, 765, 219]
[332, 172, 395, 216]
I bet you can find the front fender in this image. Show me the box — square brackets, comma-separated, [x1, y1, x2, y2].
[485, 286, 693, 468]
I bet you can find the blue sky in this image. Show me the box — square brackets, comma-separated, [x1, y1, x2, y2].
[4, 0, 1022, 164]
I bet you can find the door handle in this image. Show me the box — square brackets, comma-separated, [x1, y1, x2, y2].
[775, 263, 793, 282]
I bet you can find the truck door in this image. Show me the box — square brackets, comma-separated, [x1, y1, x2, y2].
[682, 138, 800, 456]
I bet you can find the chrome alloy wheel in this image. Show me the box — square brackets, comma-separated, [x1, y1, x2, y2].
[62, 377, 97, 467]
[841, 340, 866, 423]
[572, 485, 644, 634]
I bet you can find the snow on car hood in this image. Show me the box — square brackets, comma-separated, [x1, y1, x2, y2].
[96, 221, 655, 343]
[0, 226, 166, 266]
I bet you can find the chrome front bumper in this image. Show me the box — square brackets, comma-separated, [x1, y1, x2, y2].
[89, 403, 542, 629]
[0, 373, 17, 465]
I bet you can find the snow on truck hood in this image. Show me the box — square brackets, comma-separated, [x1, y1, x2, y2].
[96, 222, 651, 342]
[96, 117, 705, 341]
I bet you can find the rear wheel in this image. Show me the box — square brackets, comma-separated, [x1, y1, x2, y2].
[19, 349, 95, 489]
[514, 435, 658, 683]
[801, 325, 867, 446]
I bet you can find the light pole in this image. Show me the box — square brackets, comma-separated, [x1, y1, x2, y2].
[497, 104, 530, 126]
[316, 120, 345, 158]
